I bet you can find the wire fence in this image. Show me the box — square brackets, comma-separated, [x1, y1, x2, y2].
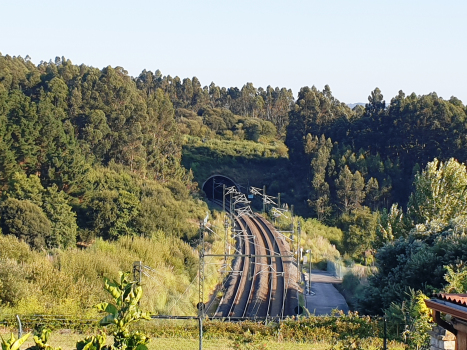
[0, 315, 98, 332]
[326, 259, 349, 280]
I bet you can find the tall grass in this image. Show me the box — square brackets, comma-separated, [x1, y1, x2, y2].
[271, 212, 342, 266]
[0, 231, 226, 318]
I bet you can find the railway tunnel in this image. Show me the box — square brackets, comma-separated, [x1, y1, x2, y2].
[202, 174, 241, 201]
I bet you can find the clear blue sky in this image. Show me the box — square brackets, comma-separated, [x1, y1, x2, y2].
[2, 0, 466, 104]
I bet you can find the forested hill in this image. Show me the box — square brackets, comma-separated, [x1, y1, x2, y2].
[0, 53, 300, 250]
[285, 86, 467, 217]
[0, 54, 211, 249]
[1, 53, 467, 255]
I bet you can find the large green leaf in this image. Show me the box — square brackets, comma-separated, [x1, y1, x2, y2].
[99, 314, 116, 326]
[134, 345, 148, 350]
[0, 333, 30, 350]
[95, 302, 118, 316]
[104, 278, 122, 300]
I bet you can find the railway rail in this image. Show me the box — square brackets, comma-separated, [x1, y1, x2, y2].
[210, 199, 297, 319]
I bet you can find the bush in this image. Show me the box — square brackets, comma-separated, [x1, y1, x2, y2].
[0, 198, 51, 249]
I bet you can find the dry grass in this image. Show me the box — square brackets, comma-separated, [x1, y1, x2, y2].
[0, 328, 328, 350]
[0, 326, 406, 350]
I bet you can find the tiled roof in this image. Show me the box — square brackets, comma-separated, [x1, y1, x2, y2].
[435, 293, 467, 307]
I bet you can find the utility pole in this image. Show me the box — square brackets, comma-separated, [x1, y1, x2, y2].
[212, 178, 215, 200]
[296, 219, 301, 317]
[224, 217, 229, 271]
[133, 261, 142, 284]
[198, 221, 205, 350]
[277, 192, 281, 208]
[306, 250, 312, 294]
[309, 250, 312, 294]
[262, 185, 266, 213]
[222, 184, 229, 215]
[383, 317, 387, 350]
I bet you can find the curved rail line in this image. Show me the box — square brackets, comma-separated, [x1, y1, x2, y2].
[211, 199, 292, 319]
[243, 214, 285, 318]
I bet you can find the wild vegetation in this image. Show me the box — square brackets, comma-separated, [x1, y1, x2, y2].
[2, 52, 467, 348]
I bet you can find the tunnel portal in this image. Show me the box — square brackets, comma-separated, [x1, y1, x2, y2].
[202, 175, 240, 201]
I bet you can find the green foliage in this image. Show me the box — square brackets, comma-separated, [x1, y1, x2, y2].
[0, 234, 202, 316]
[0, 198, 51, 249]
[385, 290, 431, 350]
[0, 54, 205, 253]
[337, 207, 378, 260]
[444, 262, 467, 293]
[5, 173, 44, 206]
[376, 204, 409, 248]
[358, 220, 467, 315]
[27, 329, 61, 350]
[3, 173, 77, 248]
[76, 332, 107, 350]
[1, 333, 31, 350]
[273, 213, 342, 261]
[359, 159, 467, 316]
[231, 329, 268, 350]
[91, 272, 150, 350]
[408, 158, 467, 225]
[42, 185, 77, 248]
[87, 189, 140, 239]
[309, 135, 333, 221]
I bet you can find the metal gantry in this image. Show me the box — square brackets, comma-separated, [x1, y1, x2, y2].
[194, 183, 301, 349]
[200, 185, 296, 309]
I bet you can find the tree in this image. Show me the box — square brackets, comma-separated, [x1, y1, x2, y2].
[376, 203, 409, 248]
[364, 177, 380, 210]
[42, 184, 78, 248]
[339, 207, 378, 260]
[82, 109, 111, 160]
[0, 198, 51, 249]
[5, 172, 44, 206]
[87, 189, 140, 240]
[408, 158, 467, 225]
[309, 135, 333, 220]
[335, 166, 353, 213]
[76, 272, 151, 350]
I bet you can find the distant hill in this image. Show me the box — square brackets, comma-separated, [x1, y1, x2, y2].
[347, 103, 365, 109]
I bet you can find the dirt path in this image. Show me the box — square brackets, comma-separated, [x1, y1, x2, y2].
[304, 270, 349, 315]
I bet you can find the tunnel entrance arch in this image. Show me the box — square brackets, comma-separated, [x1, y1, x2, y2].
[202, 174, 241, 201]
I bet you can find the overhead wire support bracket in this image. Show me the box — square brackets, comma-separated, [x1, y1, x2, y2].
[204, 253, 292, 258]
[235, 206, 254, 217]
[271, 207, 288, 218]
[252, 263, 286, 277]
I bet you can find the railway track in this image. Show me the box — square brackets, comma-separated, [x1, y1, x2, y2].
[211, 199, 296, 319]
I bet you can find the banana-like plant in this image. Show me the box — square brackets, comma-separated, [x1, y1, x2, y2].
[1, 333, 30, 350]
[76, 332, 107, 350]
[26, 329, 61, 350]
[79, 271, 151, 350]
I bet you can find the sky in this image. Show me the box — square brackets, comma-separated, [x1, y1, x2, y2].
[1, 0, 466, 104]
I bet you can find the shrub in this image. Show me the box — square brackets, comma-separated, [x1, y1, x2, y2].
[0, 198, 51, 249]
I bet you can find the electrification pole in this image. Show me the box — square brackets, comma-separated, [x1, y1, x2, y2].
[222, 184, 229, 215]
[198, 221, 205, 350]
[309, 250, 312, 294]
[306, 250, 311, 294]
[212, 178, 215, 200]
[296, 220, 301, 317]
[224, 217, 229, 270]
[133, 261, 142, 284]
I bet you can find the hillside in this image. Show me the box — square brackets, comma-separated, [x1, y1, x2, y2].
[2, 53, 467, 335]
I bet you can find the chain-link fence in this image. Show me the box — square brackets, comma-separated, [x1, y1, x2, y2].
[326, 259, 350, 280]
